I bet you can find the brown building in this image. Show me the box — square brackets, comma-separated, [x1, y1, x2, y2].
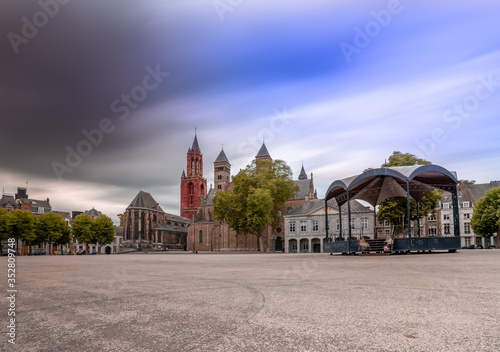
[187, 140, 316, 252]
[122, 191, 190, 251]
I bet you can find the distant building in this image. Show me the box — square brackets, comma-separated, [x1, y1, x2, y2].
[85, 207, 102, 219]
[52, 211, 72, 226]
[186, 133, 317, 252]
[0, 187, 52, 214]
[122, 191, 190, 251]
[284, 199, 374, 253]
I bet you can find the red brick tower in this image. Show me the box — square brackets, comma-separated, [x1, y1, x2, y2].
[180, 133, 207, 219]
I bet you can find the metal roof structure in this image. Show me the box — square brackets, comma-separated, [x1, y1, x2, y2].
[325, 165, 458, 207]
[323, 164, 462, 254]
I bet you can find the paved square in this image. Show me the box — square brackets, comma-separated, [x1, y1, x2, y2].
[2, 251, 500, 351]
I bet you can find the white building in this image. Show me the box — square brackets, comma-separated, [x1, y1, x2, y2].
[284, 199, 374, 253]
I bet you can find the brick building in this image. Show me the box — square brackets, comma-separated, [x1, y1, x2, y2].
[186, 135, 316, 252]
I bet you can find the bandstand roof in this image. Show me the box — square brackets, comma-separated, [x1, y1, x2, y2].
[325, 165, 458, 207]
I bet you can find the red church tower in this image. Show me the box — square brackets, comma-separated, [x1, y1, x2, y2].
[180, 133, 207, 219]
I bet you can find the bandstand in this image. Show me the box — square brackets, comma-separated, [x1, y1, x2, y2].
[324, 165, 461, 254]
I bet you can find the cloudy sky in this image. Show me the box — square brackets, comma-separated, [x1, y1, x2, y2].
[1, 0, 499, 224]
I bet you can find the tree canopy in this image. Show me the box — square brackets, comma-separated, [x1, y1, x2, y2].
[93, 215, 115, 254]
[72, 213, 115, 254]
[375, 151, 442, 230]
[213, 159, 298, 250]
[35, 212, 70, 247]
[72, 213, 94, 253]
[8, 209, 36, 242]
[471, 187, 500, 248]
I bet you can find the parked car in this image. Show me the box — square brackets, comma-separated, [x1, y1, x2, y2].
[476, 244, 483, 249]
[488, 245, 497, 249]
[33, 249, 46, 255]
[89, 251, 96, 255]
[76, 250, 85, 255]
[467, 244, 476, 249]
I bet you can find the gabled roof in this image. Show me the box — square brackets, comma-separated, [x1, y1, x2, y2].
[0, 195, 17, 209]
[465, 182, 498, 204]
[26, 198, 51, 209]
[215, 149, 230, 164]
[255, 142, 271, 159]
[294, 179, 312, 199]
[127, 191, 164, 211]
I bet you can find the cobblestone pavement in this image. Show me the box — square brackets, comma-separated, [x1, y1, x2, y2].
[1, 250, 499, 352]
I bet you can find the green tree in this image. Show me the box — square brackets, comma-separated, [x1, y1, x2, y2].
[117, 213, 124, 227]
[375, 152, 442, 233]
[0, 208, 11, 254]
[213, 159, 299, 251]
[93, 215, 115, 254]
[471, 187, 500, 248]
[9, 210, 36, 253]
[35, 213, 70, 255]
[72, 213, 94, 255]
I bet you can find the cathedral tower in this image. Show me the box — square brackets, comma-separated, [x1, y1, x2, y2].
[214, 148, 231, 193]
[180, 133, 207, 219]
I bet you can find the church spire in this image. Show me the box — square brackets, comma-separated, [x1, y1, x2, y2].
[298, 164, 308, 180]
[192, 133, 200, 151]
[255, 141, 272, 161]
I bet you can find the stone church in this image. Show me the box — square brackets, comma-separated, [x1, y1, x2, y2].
[122, 191, 190, 251]
[181, 133, 317, 252]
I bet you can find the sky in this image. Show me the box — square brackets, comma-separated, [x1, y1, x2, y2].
[1, 0, 499, 225]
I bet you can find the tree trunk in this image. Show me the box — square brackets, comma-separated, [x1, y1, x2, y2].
[496, 230, 500, 249]
[258, 235, 264, 252]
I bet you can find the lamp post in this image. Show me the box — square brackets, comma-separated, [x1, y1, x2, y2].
[271, 233, 276, 253]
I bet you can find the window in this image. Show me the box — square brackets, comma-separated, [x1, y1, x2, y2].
[444, 223, 450, 235]
[312, 221, 319, 232]
[384, 220, 389, 227]
[385, 229, 390, 235]
[464, 222, 471, 234]
[464, 237, 471, 247]
[462, 202, 470, 208]
[289, 221, 296, 233]
[442, 203, 449, 209]
[217, 185, 222, 189]
[351, 220, 355, 229]
[217, 175, 222, 180]
[336, 220, 340, 231]
[428, 213, 436, 221]
[428, 226, 437, 236]
[300, 221, 307, 232]
[199, 230, 203, 244]
[463, 213, 470, 219]
[361, 218, 368, 229]
[443, 214, 450, 220]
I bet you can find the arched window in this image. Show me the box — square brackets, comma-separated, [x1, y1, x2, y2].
[195, 158, 199, 175]
[134, 211, 139, 240]
[199, 230, 203, 244]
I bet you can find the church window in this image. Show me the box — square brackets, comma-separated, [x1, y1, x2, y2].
[217, 175, 222, 180]
[218, 185, 222, 189]
[199, 230, 203, 244]
[195, 158, 199, 175]
[134, 212, 139, 240]
[141, 213, 145, 239]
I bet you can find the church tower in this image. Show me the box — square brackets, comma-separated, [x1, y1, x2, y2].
[255, 142, 272, 162]
[214, 148, 231, 193]
[180, 133, 207, 219]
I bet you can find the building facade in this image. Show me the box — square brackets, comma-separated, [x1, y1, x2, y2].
[123, 191, 190, 251]
[187, 138, 317, 252]
[180, 134, 207, 220]
[284, 199, 375, 253]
